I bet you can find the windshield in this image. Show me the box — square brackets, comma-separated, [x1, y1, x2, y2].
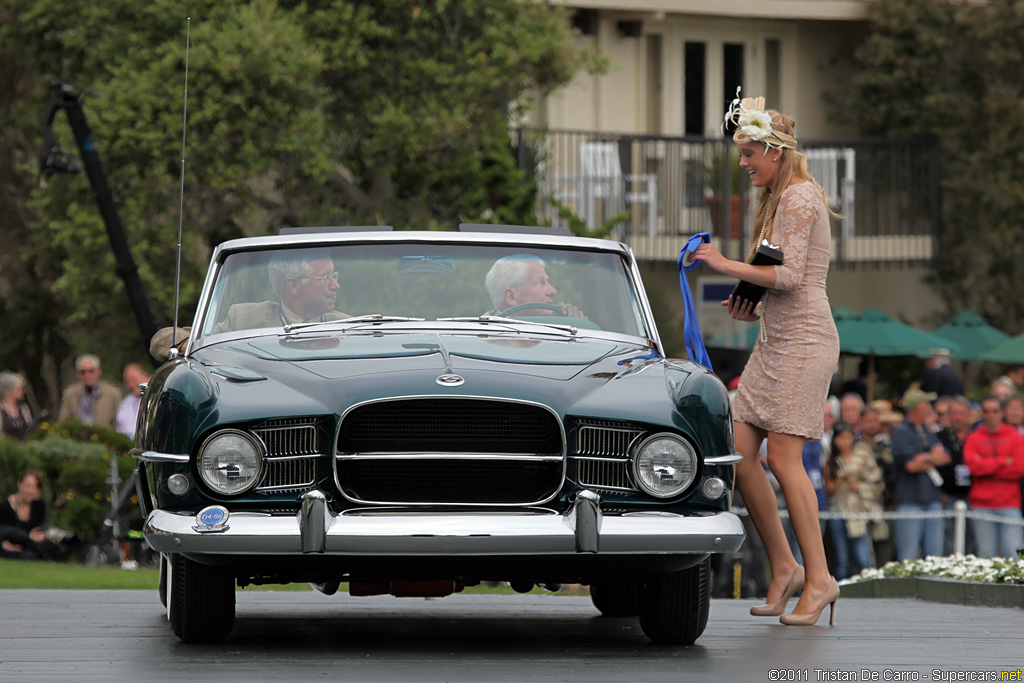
[196, 242, 649, 341]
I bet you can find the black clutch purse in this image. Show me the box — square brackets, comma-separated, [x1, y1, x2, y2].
[730, 241, 783, 308]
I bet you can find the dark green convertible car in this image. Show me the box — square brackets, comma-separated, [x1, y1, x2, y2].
[134, 225, 743, 645]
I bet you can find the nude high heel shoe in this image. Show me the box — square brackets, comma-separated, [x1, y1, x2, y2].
[779, 576, 840, 626]
[750, 565, 805, 617]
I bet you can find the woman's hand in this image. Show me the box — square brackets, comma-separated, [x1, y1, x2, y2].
[692, 242, 729, 273]
[722, 295, 759, 322]
[29, 528, 46, 543]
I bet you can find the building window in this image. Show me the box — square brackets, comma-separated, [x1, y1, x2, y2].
[765, 39, 780, 109]
[684, 41, 705, 136]
[723, 43, 745, 120]
[646, 34, 663, 134]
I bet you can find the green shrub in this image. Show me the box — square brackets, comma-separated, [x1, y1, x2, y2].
[1, 420, 139, 553]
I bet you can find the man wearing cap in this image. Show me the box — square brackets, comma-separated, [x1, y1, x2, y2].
[921, 348, 964, 398]
[890, 387, 952, 561]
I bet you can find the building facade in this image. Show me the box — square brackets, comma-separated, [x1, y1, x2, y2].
[524, 1, 944, 355]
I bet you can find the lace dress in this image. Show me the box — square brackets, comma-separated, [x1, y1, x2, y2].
[731, 182, 839, 440]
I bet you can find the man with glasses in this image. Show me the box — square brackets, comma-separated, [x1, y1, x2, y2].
[58, 354, 122, 429]
[212, 249, 348, 333]
[151, 249, 349, 361]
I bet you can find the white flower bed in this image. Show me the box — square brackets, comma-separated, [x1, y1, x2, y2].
[843, 555, 1024, 585]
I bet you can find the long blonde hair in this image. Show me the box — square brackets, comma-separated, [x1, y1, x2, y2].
[735, 110, 836, 262]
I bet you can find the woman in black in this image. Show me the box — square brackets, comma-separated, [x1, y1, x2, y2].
[0, 470, 64, 560]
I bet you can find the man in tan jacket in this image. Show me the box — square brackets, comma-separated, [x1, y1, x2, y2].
[58, 354, 122, 429]
[151, 248, 350, 362]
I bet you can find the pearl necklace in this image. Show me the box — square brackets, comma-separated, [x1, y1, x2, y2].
[755, 210, 771, 343]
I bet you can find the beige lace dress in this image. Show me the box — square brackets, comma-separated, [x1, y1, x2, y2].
[731, 181, 840, 440]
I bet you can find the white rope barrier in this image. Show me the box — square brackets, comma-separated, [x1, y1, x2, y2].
[730, 504, 1024, 525]
[730, 501, 1023, 557]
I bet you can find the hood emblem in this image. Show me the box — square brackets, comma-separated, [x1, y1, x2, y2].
[193, 505, 231, 533]
[436, 374, 465, 387]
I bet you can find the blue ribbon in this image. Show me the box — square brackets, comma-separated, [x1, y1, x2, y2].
[676, 233, 714, 371]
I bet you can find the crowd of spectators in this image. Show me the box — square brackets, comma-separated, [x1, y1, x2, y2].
[1, 354, 150, 562]
[782, 360, 1024, 580]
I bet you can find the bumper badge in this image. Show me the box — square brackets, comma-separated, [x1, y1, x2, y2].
[193, 505, 231, 533]
[436, 374, 465, 387]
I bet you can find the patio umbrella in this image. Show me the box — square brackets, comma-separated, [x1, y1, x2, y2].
[930, 311, 1010, 361]
[707, 307, 860, 349]
[979, 332, 1024, 364]
[835, 307, 961, 358]
[832, 306, 857, 322]
[707, 325, 758, 349]
[834, 308, 961, 401]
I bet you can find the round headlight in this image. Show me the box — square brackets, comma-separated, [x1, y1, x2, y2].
[198, 430, 264, 495]
[632, 434, 698, 498]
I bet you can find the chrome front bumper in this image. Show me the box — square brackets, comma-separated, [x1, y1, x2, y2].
[143, 489, 744, 557]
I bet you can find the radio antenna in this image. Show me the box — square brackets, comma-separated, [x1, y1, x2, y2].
[170, 17, 191, 357]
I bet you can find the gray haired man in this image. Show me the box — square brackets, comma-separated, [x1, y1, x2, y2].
[484, 254, 587, 319]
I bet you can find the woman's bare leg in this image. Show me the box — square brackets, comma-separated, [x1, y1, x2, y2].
[734, 421, 800, 603]
[766, 431, 833, 614]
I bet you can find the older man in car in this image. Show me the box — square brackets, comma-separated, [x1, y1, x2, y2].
[484, 254, 587, 319]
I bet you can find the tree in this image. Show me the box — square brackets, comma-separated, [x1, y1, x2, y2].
[0, 0, 599, 412]
[849, 0, 1024, 333]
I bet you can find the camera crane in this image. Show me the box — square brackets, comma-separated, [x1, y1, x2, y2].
[39, 81, 165, 348]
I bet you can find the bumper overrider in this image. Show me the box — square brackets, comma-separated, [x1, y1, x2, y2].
[143, 489, 745, 557]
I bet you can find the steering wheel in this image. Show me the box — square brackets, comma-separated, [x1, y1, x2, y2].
[500, 302, 567, 317]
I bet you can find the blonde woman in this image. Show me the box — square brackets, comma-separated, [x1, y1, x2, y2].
[694, 93, 841, 625]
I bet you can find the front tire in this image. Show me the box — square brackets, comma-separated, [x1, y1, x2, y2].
[638, 557, 711, 645]
[158, 553, 168, 608]
[590, 581, 640, 617]
[168, 553, 236, 643]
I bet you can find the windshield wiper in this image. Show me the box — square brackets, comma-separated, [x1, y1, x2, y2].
[283, 314, 425, 333]
[438, 316, 578, 335]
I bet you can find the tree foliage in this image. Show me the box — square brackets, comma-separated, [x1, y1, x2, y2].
[850, 0, 1024, 333]
[0, 0, 599, 411]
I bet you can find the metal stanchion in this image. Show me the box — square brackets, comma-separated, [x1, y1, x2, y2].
[953, 500, 967, 556]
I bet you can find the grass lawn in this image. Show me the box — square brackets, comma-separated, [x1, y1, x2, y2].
[0, 559, 159, 590]
[0, 559, 588, 595]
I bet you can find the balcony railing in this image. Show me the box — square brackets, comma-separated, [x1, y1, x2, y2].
[512, 128, 941, 267]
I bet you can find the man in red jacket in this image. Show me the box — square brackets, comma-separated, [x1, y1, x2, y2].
[962, 397, 1024, 558]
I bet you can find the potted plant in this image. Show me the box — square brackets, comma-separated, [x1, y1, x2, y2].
[704, 146, 748, 239]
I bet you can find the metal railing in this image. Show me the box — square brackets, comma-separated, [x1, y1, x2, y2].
[512, 128, 942, 267]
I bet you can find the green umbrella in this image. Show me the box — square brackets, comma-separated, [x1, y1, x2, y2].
[836, 307, 961, 358]
[835, 308, 962, 401]
[930, 311, 1010, 361]
[979, 332, 1024, 364]
[707, 307, 859, 349]
[832, 306, 857, 322]
[707, 325, 758, 349]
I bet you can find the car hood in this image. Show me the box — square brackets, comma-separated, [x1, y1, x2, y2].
[194, 332, 642, 408]
[145, 330, 730, 458]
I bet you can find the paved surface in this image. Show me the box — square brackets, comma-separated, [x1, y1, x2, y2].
[0, 589, 1020, 682]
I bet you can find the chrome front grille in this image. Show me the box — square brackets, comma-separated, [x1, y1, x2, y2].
[576, 423, 643, 457]
[336, 398, 565, 505]
[253, 418, 320, 456]
[572, 421, 644, 493]
[252, 418, 323, 492]
[577, 458, 633, 491]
